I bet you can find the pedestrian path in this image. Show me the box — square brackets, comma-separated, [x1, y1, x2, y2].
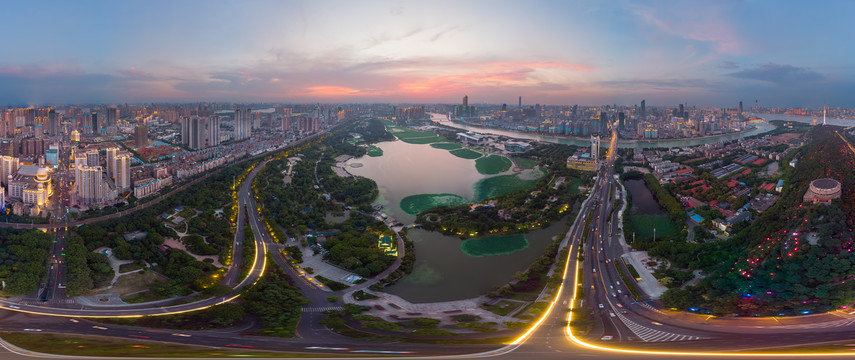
[616, 312, 702, 342]
[302, 306, 344, 313]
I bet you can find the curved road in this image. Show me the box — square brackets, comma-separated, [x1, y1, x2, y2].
[0, 159, 270, 318]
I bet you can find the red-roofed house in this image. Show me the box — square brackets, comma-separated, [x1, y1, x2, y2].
[726, 179, 740, 188]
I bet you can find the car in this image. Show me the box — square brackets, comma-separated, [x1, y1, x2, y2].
[651, 321, 663, 326]
[611, 293, 616, 297]
[598, 304, 604, 309]
[128, 334, 150, 339]
[172, 333, 192, 337]
[616, 303, 623, 308]
[226, 344, 257, 348]
[92, 326, 108, 330]
[617, 289, 622, 294]
[69, 319, 80, 323]
[609, 312, 616, 317]
[609, 285, 614, 289]
[23, 329, 42, 332]
[616, 281, 621, 285]
[8, 305, 20, 309]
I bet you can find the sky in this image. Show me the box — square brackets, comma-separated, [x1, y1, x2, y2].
[1, 0, 854, 107]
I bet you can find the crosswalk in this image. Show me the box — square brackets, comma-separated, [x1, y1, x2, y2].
[615, 312, 702, 342]
[18, 299, 76, 305]
[302, 306, 344, 313]
[777, 318, 855, 329]
[635, 301, 666, 315]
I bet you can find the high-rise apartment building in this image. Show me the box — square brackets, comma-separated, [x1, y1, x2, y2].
[114, 153, 131, 192]
[105, 147, 117, 177]
[48, 109, 59, 135]
[206, 117, 220, 147]
[77, 165, 105, 205]
[135, 124, 148, 148]
[85, 149, 99, 167]
[0, 156, 20, 187]
[107, 107, 119, 127]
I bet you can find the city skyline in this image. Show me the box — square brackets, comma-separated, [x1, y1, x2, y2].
[1, 0, 854, 107]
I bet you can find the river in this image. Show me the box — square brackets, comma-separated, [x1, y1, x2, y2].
[431, 113, 777, 149]
[750, 113, 855, 127]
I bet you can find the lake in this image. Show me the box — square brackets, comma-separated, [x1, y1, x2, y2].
[345, 140, 486, 224]
[346, 134, 568, 303]
[624, 179, 664, 215]
[385, 219, 568, 303]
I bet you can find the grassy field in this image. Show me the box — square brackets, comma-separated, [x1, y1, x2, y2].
[398, 136, 444, 144]
[475, 155, 512, 175]
[460, 234, 529, 257]
[511, 157, 539, 169]
[449, 148, 483, 159]
[482, 300, 525, 316]
[366, 145, 383, 157]
[473, 168, 545, 201]
[430, 142, 462, 150]
[0, 332, 314, 358]
[564, 177, 583, 194]
[629, 213, 677, 239]
[96, 271, 163, 296]
[400, 193, 468, 215]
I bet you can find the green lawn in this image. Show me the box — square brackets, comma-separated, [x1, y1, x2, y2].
[0, 332, 312, 358]
[449, 148, 483, 159]
[511, 157, 539, 169]
[366, 145, 383, 157]
[400, 193, 468, 215]
[475, 155, 512, 175]
[399, 136, 444, 144]
[567, 177, 583, 194]
[473, 168, 545, 201]
[629, 213, 677, 239]
[430, 142, 462, 150]
[461, 234, 529, 257]
[483, 300, 525, 316]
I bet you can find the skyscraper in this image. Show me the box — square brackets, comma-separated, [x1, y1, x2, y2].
[91, 112, 99, 135]
[591, 135, 600, 163]
[206, 117, 220, 147]
[106, 147, 117, 178]
[181, 116, 191, 146]
[519, 96, 522, 108]
[107, 107, 118, 127]
[0, 156, 19, 187]
[135, 124, 148, 148]
[48, 109, 58, 135]
[85, 149, 99, 167]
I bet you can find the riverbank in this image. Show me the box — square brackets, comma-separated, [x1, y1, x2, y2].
[431, 114, 775, 149]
